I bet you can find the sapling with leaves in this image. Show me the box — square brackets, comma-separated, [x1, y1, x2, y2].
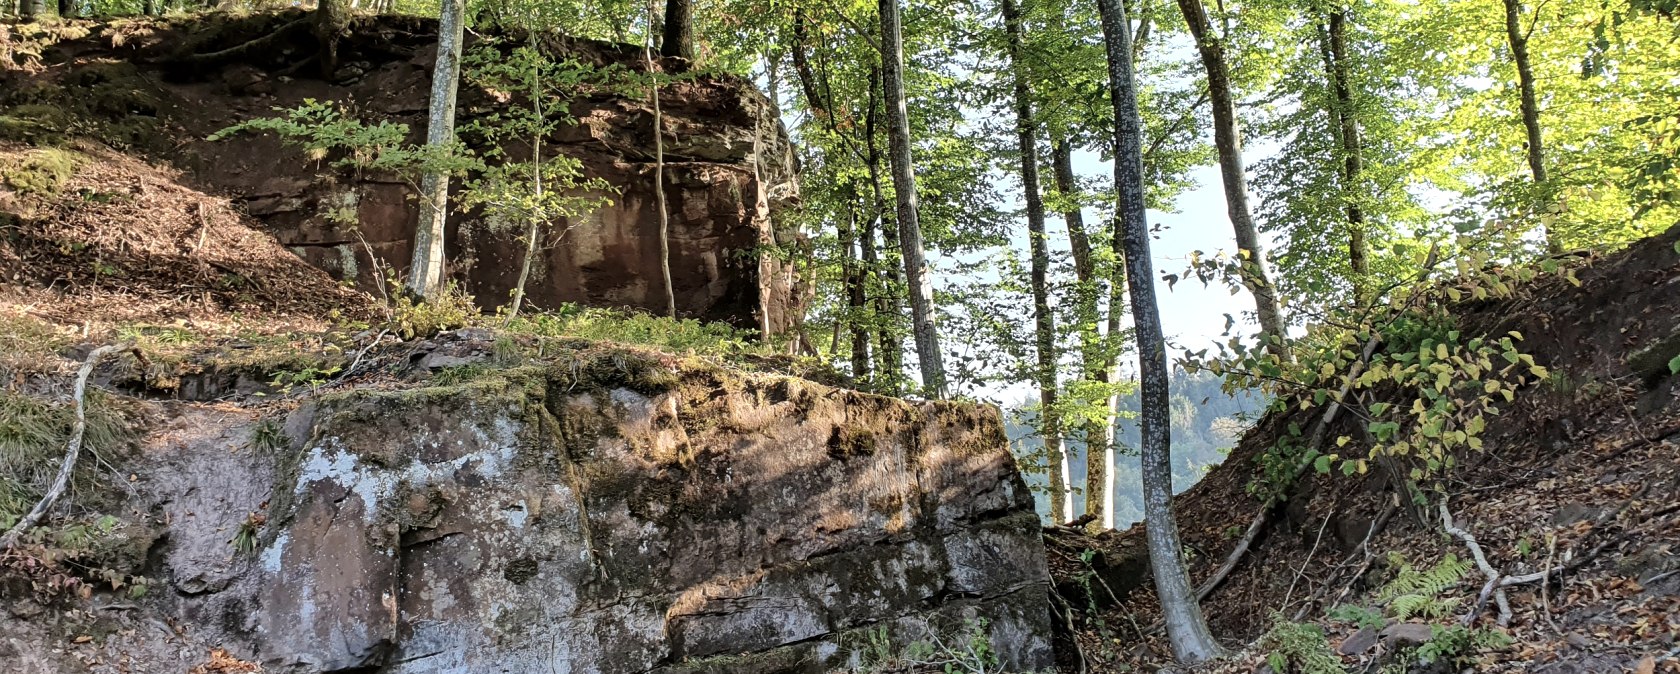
[459, 40, 614, 323]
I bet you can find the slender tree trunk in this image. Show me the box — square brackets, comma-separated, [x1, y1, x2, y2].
[865, 66, 904, 392]
[646, 0, 676, 318]
[1176, 0, 1290, 359]
[791, 15, 871, 378]
[1053, 140, 1108, 524]
[840, 186, 872, 380]
[1003, 0, 1068, 524]
[1096, 0, 1225, 661]
[505, 43, 543, 325]
[406, 0, 465, 300]
[1502, 0, 1556, 253]
[56, 0, 72, 17]
[1318, 13, 1368, 297]
[879, 0, 948, 399]
[660, 0, 693, 62]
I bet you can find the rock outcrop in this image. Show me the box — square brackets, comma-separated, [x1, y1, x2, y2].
[0, 15, 808, 334]
[3, 337, 1055, 674]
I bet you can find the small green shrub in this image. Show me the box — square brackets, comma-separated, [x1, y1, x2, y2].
[847, 618, 1008, 674]
[1414, 624, 1512, 667]
[504, 305, 762, 356]
[249, 418, 288, 455]
[389, 280, 481, 339]
[1260, 618, 1348, 674]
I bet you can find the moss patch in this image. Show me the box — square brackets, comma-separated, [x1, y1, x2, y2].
[1, 147, 82, 195]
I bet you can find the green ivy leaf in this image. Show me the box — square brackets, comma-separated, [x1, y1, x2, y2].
[1670, 353, 1680, 374]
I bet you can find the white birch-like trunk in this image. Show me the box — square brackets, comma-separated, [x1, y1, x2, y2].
[406, 0, 465, 300]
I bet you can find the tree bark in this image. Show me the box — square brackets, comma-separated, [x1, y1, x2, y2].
[646, 0, 675, 318]
[660, 0, 693, 62]
[1003, 0, 1069, 524]
[1176, 0, 1290, 359]
[879, 0, 948, 399]
[791, 14, 871, 379]
[1318, 13, 1368, 297]
[1053, 140, 1110, 525]
[1502, 0, 1556, 253]
[56, 0, 72, 17]
[1096, 0, 1225, 661]
[866, 66, 904, 392]
[406, 0, 465, 301]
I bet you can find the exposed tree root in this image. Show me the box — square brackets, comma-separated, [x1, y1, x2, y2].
[0, 343, 134, 551]
[172, 17, 311, 70]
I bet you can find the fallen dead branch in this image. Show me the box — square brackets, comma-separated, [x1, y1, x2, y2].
[0, 342, 134, 550]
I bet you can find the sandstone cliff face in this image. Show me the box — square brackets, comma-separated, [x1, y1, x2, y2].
[1, 15, 808, 333]
[2, 335, 1053, 674]
[209, 27, 805, 334]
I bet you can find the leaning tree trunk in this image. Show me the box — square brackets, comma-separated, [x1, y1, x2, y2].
[1322, 12, 1368, 297]
[1053, 140, 1111, 525]
[1096, 0, 1225, 662]
[1176, 0, 1290, 359]
[661, 0, 694, 61]
[1003, 0, 1069, 524]
[406, 0, 465, 301]
[878, 0, 948, 399]
[1502, 0, 1556, 253]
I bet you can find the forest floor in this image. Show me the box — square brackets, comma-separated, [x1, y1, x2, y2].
[1049, 225, 1680, 673]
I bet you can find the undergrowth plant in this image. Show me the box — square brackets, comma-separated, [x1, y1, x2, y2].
[1259, 618, 1347, 674]
[459, 38, 615, 323]
[847, 617, 1009, 674]
[1374, 552, 1470, 621]
[0, 389, 149, 602]
[1185, 235, 1568, 503]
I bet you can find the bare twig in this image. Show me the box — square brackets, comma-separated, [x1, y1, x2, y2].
[1441, 497, 1512, 626]
[1539, 533, 1562, 634]
[1283, 509, 1336, 610]
[1295, 499, 1398, 621]
[1049, 592, 1090, 674]
[0, 343, 133, 550]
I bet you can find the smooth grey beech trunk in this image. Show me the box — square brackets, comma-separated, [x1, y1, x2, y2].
[1175, 0, 1291, 360]
[1503, 0, 1556, 253]
[878, 0, 948, 399]
[1096, 0, 1225, 662]
[1002, 0, 1068, 524]
[1052, 141, 1112, 525]
[406, 0, 465, 300]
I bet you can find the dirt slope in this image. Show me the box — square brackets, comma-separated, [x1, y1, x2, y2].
[1, 139, 375, 329]
[1056, 225, 1680, 673]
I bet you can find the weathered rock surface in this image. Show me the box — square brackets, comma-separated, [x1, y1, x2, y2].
[3, 342, 1054, 673]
